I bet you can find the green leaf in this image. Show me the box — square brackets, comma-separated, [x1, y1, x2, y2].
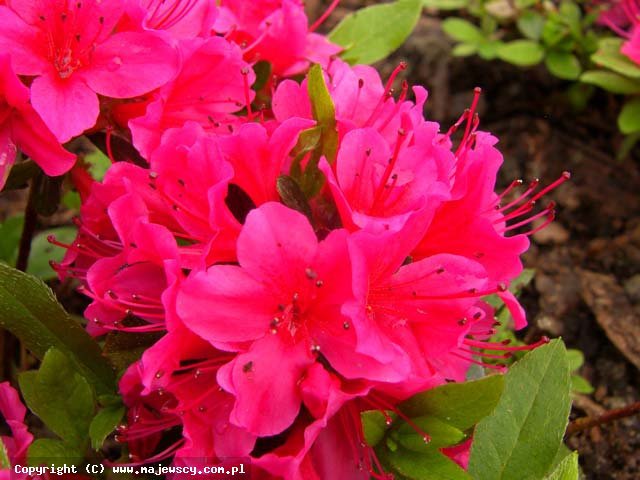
[393, 416, 465, 450]
[592, 38, 640, 79]
[381, 445, 472, 480]
[545, 51, 582, 80]
[468, 339, 572, 480]
[27, 227, 76, 280]
[28, 439, 84, 466]
[477, 40, 502, 60]
[442, 18, 484, 44]
[85, 148, 111, 181]
[566, 349, 584, 371]
[517, 11, 545, 41]
[329, 0, 422, 65]
[423, 0, 469, 9]
[541, 19, 568, 47]
[0, 215, 24, 264]
[497, 40, 545, 67]
[307, 64, 338, 163]
[400, 374, 504, 431]
[361, 410, 395, 447]
[89, 405, 125, 451]
[580, 70, 640, 94]
[571, 375, 594, 394]
[544, 451, 579, 480]
[618, 98, 640, 134]
[0, 263, 116, 395]
[19, 349, 95, 448]
[0, 439, 11, 469]
[617, 132, 640, 161]
[451, 43, 478, 57]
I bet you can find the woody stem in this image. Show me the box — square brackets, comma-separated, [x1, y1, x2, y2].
[566, 401, 640, 435]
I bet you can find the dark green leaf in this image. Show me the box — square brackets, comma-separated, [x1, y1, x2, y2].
[381, 445, 472, 480]
[545, 51, 582, 80]
[19, 349, 95, 448]
[329, 0, 422, 65]
[393, 416, 465, 450]
[0, 263, 116, 395]
[618, 98, 640, 134]
[580, 70, 640, 94]
[497, 40, 545, 67]
[400, 374, 504, 431]
[468, 339, 572, 480]
[0, 215, 24, 264]
[28, 439, 84, 466]
[252, 61, 272, 92]
[361, 410, 395, 447]
[89, 405, 125, 451]
[442, 18, 484, 44]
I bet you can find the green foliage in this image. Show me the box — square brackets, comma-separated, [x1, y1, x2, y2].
[567, 349, 594, 394]
[28, 439, 84, 466]
[89, 404, 125, 451]
[380, 446, 472, 480]
[497, 40, 545, 66]
[580, 71, 640, 94]
[545, 51, 582, 80]
[0, 215, 77, 280]
[19, 349, 95, 450]
[0, 263, 116, 395]
[618, 98, 640, 134]
[592, 38, 640, 80]
[400, 375, 505, 430]
[468, 339, 572, 479]
[544, 451, 579, 480]
[329, 0, 422, 65]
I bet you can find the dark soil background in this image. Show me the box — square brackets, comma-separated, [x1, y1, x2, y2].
[308, 1, 640, 478]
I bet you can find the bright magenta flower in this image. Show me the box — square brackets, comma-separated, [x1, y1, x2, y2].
[598, 0, 640, 64]
[0, 54, 74, 189]
[0, 382, 33, 475]
[213, 0, 340, 76]
[125, 0, 217, 39]
[129, 36, 253, 158]
[0, 0, 179, 142]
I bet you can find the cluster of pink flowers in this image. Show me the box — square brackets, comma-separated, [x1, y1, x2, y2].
[598, 0, 640, 64]
[0, 0, 567, 478]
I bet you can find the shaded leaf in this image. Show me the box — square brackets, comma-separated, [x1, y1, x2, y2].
[580, 70, 640, 94]
[19, 349, 95, 449]
[381, 445, 472, 480]
[89, 405, 125, 451]
[27, 227, 76, 280]
[618, 98, 640, 134]
[28, 439, 83, 466]
[393, 416, 465, 450]
[497, 40, 545, 67]
[0, 263, 115, 395]
[361, 410, 395, 447]
[545, 51, 582, 80]
[442, 18, 484, 44]
[545, 451, 579, 480]
[591, 38, 640, 79]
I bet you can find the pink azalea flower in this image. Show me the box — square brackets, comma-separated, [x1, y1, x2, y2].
[0, 0, 180, 142]
[319, 123, 453, 232]
[130, 36, 253, 158]
[213, 0, 340, 76]
[0, 54, 74, 189]
[124, 0, 217, 40]
[177, 203, 401, 436]
[622, 27, 640, 63]
[216, 117, 315, 206]
[0, 382, 33, 474]
[272, 59, 426, 143]
[597, 0, 640, 64]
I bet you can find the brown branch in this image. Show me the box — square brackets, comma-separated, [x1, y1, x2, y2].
[566, 401, 640, 435]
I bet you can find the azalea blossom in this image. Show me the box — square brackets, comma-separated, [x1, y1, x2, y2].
[0, 54, 74, 189]
[0, 0, 179, 142]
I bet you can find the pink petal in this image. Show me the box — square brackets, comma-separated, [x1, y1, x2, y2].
[0, 7, 47, 75]
[0, 127, 17, 190]
[85, 31, 179, 98]
[177, 267, 274, 344]
[237, 203, 318, 284]
[30, 74, 99, 142]
[217, 335, 314, 436]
